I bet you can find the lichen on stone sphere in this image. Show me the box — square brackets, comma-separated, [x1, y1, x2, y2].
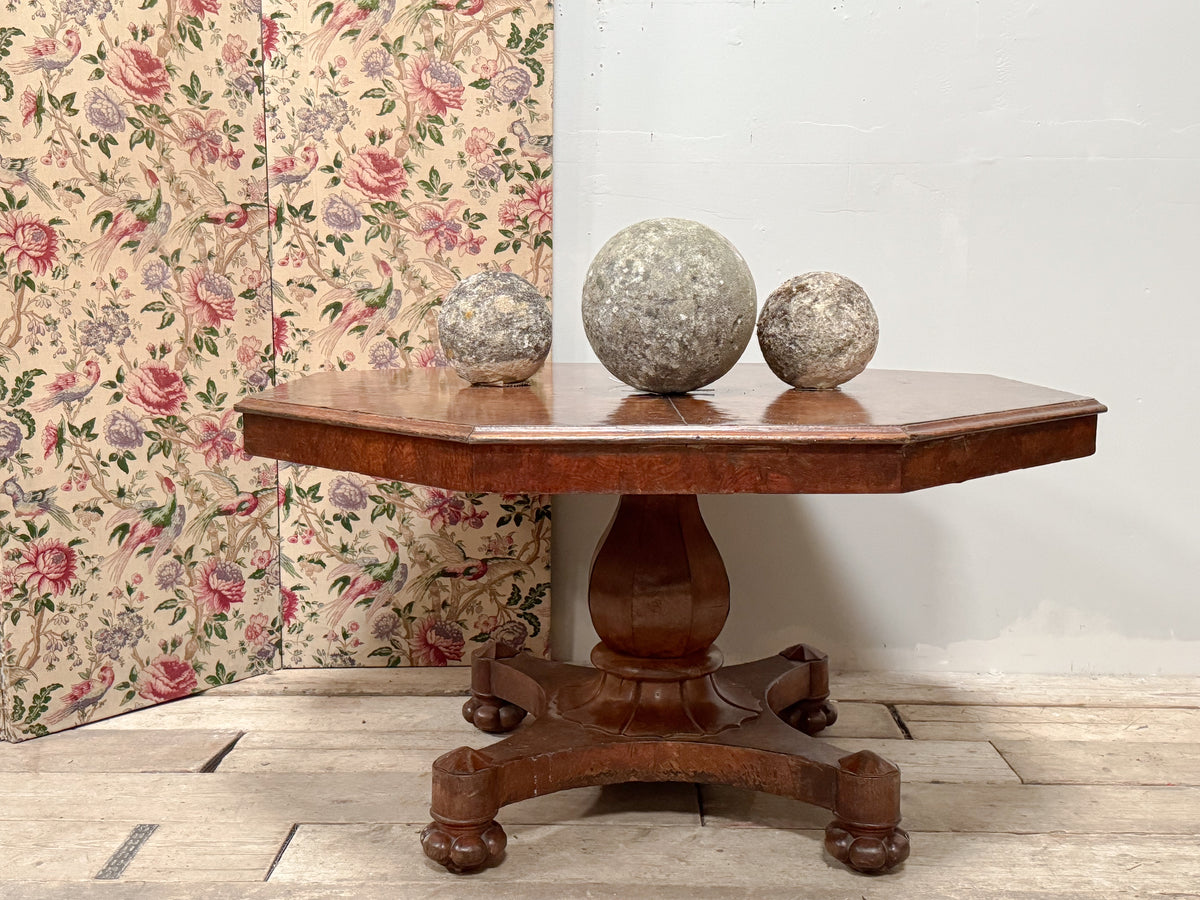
[757, 272, 879, 390]
[437, 271, 552, 385]
[582, 218, 757, 394]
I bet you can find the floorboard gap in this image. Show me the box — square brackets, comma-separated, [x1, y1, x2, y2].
[264, 823, 301, 881]
[94, 824, 159, 880]
[885, 704, 914, 739]
[200, 731, 246, 772]
[695, 782, 706, 826]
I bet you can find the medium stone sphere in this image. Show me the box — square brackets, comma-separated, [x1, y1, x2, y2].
[582, 218, 756, 394]
[757, 272, 879, 390]
[438, 271, 551, 385]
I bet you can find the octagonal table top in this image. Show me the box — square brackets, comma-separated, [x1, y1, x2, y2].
[235, 364, 1105, 495]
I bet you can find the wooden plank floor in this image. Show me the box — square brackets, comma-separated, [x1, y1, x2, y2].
[1, 669, 1198, 899]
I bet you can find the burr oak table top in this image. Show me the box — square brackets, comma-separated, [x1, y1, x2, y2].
[235, 364, 1105, 495]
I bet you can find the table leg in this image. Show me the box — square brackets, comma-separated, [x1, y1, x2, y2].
[421, 494, 909, 875]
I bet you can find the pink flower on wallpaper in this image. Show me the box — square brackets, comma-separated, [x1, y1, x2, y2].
[20, 87, 39, 127]
[136, 655, 199, 702]
[402, 54, 465, 117]
[183, 267, 236, 328]
[14, 539, 78, 597]
[195, 558, 245, 613]
[497, 198, 522, 228]
[178, 110, 228, 168]
[421, 488, 466, 529]
[411, 615, 466, 666]
[272, 315, 289, 354]
[0, 212, 60, 276]
[195, 409, 245, 467]
[421, 487, 486, 529]
[127, 361, 187, 417]
[281, 587, 300, 625]
[237, 336, 262, 366]
[243, 612, 270, 646]
[414, 344, 448, 368]
[417, 201, 465, 255]
[519, 181, 552, 232]
[222, 35, 248, 69]
[261, 17, 281, 60]
[464, 127, 494, 161]
[343, 147, 407, 201]
[107, 43, 170, 105]
[458, 231, 485, 256]
[41, 422, 58, 459]
[180, 0, 221, 18]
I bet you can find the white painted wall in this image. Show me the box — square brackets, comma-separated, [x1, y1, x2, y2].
[548, 1, 1200, 674]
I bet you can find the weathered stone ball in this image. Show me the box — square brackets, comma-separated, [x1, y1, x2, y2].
[582, 218, 757, 394]
[757, 272, 879, 390]
[438, 271, 551, 385]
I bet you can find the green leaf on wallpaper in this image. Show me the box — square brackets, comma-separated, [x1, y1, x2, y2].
[312, 1, 334, 24]
[518, 611, 542, 638]
[0, 71, 13, 104]
[379, 99, 396, 116]
[523, 57, 545, 88]
[11, 369, 44, 406]
[469, 78, 491, 90]
[523, 23, 550, 55]
[360, 88, 386, 100]
[506, 23, 522, 50]
[0, 27, 22, 59]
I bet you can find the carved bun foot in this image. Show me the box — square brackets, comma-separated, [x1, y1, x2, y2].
[782, 698, 838, 735]
[824, 822, 910, 874]
[463, 694, 527, 733]
[421, 819, 507, 873]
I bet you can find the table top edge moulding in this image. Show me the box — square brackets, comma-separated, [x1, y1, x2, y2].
[234, 364, 1105, 495]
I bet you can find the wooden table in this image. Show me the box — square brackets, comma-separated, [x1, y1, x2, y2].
[236, 364, 1104, 876]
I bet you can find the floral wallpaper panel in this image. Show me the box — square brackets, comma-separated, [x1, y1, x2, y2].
[264, 0, 554, 668]
[0, 0, 279, 740]
[0, 0, 554, 741]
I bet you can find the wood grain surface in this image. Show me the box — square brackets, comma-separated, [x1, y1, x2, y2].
[235, 364, 1105, 494]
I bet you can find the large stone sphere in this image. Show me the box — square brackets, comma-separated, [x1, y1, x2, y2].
[438, 271, 551, 385]
[582, 218, 756, 394]
[757, 272, 878, 390]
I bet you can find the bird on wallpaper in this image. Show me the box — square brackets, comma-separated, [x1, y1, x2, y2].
[323, 536, 410, 626]
[105, 474, 185, 579]
[43, 666, 116, 725]
[267, 145, 319, 189]
[312, 266, 403, 358]
[413, 532, 532, 596]
[308, 0, 397, 61]
[402, 0, 485, 29]
[89, 166, 172, 272]
[2, 478, 74, 529]
[174, 201, 269, 247]
[184, 471, 274, 543]
[0, 156, 55, 205]
[10, 29, 82, 75]
[509, 121, 552, 160]
[27, 359, 101, 413]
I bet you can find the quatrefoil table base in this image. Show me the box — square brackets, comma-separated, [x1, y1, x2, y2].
[420, 492, 908, 875]
[423, 640, 909, 874]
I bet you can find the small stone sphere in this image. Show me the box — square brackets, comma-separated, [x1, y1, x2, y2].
[757, 272, 879, 390]
[582, 218, 756, 394]
[438, 271, 551, 385]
